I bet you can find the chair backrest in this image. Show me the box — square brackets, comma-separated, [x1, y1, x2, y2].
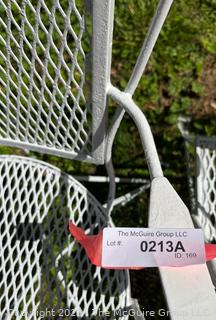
[196, 136, 216, 242]
[178, 118, 216, 242]
[0, 0, 114, 164]
[178, 124, 216, 291]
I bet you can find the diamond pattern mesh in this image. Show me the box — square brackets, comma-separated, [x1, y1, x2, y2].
[0, 0, 93, 160]
[0, 156, 131, 319]
[196, 137, 216, 242]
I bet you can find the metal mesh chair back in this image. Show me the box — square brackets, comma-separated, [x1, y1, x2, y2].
[196, 137, 216, 242]
[0, 156, 131, 319]
[0, 1, 110, 164]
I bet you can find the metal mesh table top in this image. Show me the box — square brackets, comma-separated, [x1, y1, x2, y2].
[0, 0, 110, 164]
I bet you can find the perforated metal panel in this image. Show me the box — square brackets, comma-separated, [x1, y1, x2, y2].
[196, 137, 216, 242]
[0, 156, 132, 319]
[0, 0, 112, 164]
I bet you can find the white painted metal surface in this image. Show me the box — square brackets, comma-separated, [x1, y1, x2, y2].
[0, 156, 133, 320]
[105, 0, 173, 214]
[0, 0, 110, 164]
[107, 92, 216, 319]
[178, 119, 216, 243]
[1, 0, 215, 319]
[178, 117, 216, 294]
[148, 177, 216, 320]
[196, 137, 216, 243]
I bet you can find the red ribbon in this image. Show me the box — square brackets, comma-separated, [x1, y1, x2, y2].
[69, 223, 103, 267]
[69, 223, 216, 269]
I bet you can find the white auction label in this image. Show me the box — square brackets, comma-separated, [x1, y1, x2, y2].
[102, 228, 205, 268]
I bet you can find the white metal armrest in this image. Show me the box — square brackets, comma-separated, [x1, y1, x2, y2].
[107, 87, 216, 319]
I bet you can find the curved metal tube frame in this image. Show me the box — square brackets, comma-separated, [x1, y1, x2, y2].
[104, 0, 173, 215]
[105, 85, 164, 215]
[107, 85, 163, 180]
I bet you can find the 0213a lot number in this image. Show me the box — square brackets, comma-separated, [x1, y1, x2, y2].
[140, 240, 185, 253]
[140, 240, 198, 259]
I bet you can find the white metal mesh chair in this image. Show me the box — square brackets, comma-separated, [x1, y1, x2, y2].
[1, 1, 216, 319]
[178, 117, 216, 288]
[0, 156, 132, 319]
[196, 137, 216, 242]
[178, 118, 216, 242]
